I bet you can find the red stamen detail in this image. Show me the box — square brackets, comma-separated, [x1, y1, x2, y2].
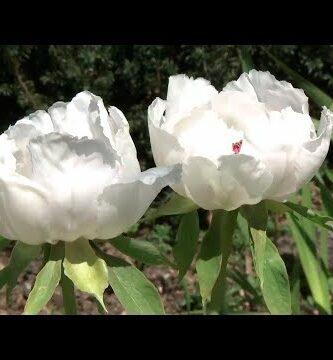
[232, 140, 243, 154]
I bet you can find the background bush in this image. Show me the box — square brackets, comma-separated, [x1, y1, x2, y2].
[2, 45, 333, 169]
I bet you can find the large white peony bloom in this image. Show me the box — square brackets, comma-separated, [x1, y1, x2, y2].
[148, 70, 333, 211]
[0, 91, 180, 245]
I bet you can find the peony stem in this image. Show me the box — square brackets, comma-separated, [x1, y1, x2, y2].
[207, 209, 238, 314]
[60, 266, 77, 315]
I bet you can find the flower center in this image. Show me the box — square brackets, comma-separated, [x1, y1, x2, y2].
[232, 140, 243, 154]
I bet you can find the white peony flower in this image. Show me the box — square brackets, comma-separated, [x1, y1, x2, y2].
[148, 70, 333, 211]
[0, 91, 180, 245]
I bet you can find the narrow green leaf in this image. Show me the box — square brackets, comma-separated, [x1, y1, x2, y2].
[319, 227, 329, 270]
[109, 235, 174, 267]
[93, 243, 165, 315]
[266, 199, 333, 232]
[60, 270, 77, 315]
[290, 260, 301, 315]
[196, 210, 238, 309]
[301, 183, 316, 241]
[318, 180, 333, 218]
[173, 211, 200, 280]
[144, 192, 198, 221]
[4, 242, 41, 297]
[238, 46, 254, 72]
[63, 238, 108, 312]
[324, 167, 333, 184]
[288, 214, 331, 314]
[263, 49, 333, 110]
[24, 243, 64, 315]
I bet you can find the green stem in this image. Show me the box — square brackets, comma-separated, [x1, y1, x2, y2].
[207, 209, 238, 314]
[60, 267, 77, 315]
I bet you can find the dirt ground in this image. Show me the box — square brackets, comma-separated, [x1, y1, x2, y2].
[0, 242, 198, 315]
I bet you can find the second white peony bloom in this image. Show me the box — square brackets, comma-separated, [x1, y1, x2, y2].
[148, 70, 333, 210]
[0, 91, 180, 245]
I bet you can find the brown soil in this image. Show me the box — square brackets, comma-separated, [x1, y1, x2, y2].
[0, 242, 198, 315]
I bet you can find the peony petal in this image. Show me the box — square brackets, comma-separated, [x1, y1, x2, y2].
[148, 98, 186, 165]
[96, 164, 182, 239]
[181, 155, 273, 211]
[171, 108, 245, 160]
[163, 74, 218, 131]
[264, 107, 333, 201]
[27, 133, 117, 242]
[0, 134, 17, 172]
[224, 69, 309, 114]
[0, 173, 51, 244]
[108, 106, 141, 180]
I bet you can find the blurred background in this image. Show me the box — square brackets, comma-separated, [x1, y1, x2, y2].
[1, 45, 333, 314]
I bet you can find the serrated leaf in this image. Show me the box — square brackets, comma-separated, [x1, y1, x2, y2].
[173, 211, 200, 280]
[109, 235, 174, 267]
[63, 238, 108, 312]
[92, 244, 165, 315]
[24, 243, 64, 315]
[145, 192, 198, 221]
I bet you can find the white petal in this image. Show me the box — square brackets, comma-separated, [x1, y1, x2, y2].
[0, 134, 17, 172]
[163, 74, 218, 131]
[108, 106, 141, 180]
[27, 133, 116, 242]
[268, 107, 333, 201]
[48, 91, 107, 139]
[0, 172, 51, 245]
[148, 98, 186, 166]
[172, 108, 244, 160]
[96, 164, 181, 239]
[224, 69, 309, 114]
[181, 155, 273, 210]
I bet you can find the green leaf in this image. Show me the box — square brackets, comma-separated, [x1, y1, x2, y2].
[266, 199, 333, 232]
[248, 228, 267, 285]
[241, 202, 268, 231]
[196, 210, 238, 309]
[263, 48, 333, 110]
[173, 211, 200, 280]
[290, 260, 301, 315]
[24, 243, 64, 315]
[301, 183, 316, 241]
[63, 238, 108, 312]
[317, 179, 333, 218]
[60, 270, 77, 315]
[109, 235, 174, 267]
[238, 46, 254, 72]
[2, 242, 41, 296]
[324, 167, 333, 185]
[144, 192, 198, 221]
[0, 236, 11, 252]
[92, 244, 165, 315]
[243, 204, 291, 315]
[288, 214, 331, 314]
[260, 237, 292, 315]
